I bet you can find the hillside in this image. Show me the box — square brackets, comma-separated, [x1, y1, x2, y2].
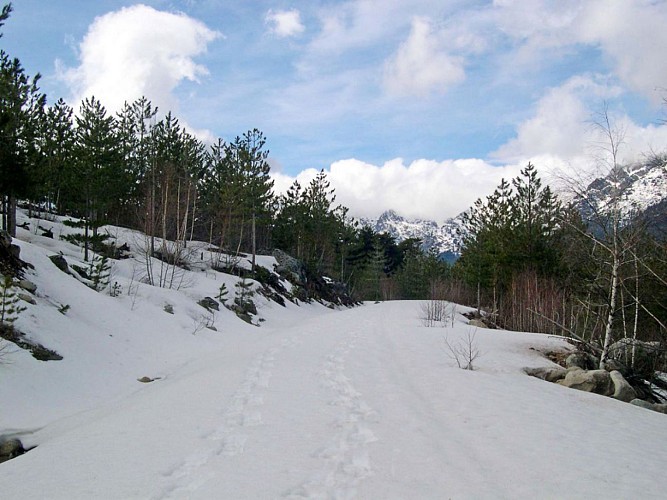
[0, 210, 666, 498]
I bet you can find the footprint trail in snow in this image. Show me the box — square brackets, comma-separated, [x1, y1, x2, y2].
[284, 329, 378, 500]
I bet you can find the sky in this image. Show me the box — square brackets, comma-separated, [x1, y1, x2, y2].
[3, 0, 667, 221]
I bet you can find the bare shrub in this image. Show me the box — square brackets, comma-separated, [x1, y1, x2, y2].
[421, 299, 457, 327]
[443, 330, 481, 370]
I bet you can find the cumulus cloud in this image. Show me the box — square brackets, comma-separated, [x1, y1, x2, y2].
[273, 157, 524, 221]
[493, 71, 667, 170]
[57, 4, 220, 115]
[493, 75, 622, 162]
[383, 16, 465, 97]
[265, 9, 305, 38]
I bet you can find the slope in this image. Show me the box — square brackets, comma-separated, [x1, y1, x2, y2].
[1, 211, 666, 499]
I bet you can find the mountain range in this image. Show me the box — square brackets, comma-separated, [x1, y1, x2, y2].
[362, 157, 667, 260]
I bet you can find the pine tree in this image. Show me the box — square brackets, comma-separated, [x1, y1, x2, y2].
[0, 26, 46, 235]
[73, 97, 123, 261]
[88, 254, 111, 292]
[239, 129, 274, 271]
[0, 274, 25, 330]
[41, 98, 75, 214]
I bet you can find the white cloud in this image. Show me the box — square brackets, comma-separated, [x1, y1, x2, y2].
[493, 75, 622, 162]
[490, 0, 667, 103]
[493, 73, 667, 186]
[265, 9, 305, 38]
[57, 4, 220, 115]
[273, 157, 524, 221]
[383, 16, 465, 97]
[575, 0, 667, 103]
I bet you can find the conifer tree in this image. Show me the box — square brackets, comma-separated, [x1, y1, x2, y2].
[73, 97, 122, 260]
[41, 98, 75, 214]
[0, 15, 46, 235]
[239, 129, 273, 271]
[0, 274, 25, 329]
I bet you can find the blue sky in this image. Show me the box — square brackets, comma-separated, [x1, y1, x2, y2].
[3, 0, 667, 220]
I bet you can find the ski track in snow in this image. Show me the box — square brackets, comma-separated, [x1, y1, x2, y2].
[284, 326, 378, 500]
[157, 336, 303, 499]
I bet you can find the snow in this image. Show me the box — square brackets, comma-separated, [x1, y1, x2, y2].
[361, 210, 463, 256]
[2, 211, 667, 499]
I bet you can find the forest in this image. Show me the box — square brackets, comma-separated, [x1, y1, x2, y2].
[1, 3, 665, 373]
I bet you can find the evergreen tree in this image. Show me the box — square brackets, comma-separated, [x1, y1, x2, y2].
[0, 31, 46, 234]
[41, 98, 75, 214]
[456, 164, 565, 314]
[0, 273, 25, 329]
[73, 97, 123, 261]
[238, 129, 273, 271]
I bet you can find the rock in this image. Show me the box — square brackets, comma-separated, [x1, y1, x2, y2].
[565, 351, 598, 370]
[654, 404, 667, 414]
[197, 297, 219, 311]
[631, 399, 667, 414]
[17, 279, 37, 294]
[468, 319, 486, 328]
[17, 292, 36, 305]
[631, 398, 654, 410]
[273, 249, 306, 284]
[558, 369, 614, 396]
[610, 370, 637, 402]
[49, 254, 69, 273]
[0, 438, 24, 459]
[601, 358, 625, 372]
[524, 366, 567, 382]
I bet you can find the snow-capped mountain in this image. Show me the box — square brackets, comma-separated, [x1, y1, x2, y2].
[577, 157, 667, 232]
[360, 209, 464, 261]
[362, 157, 666, 260]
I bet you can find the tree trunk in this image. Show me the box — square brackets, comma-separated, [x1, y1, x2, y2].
[251, 210, 257, 272]
[600, 250, 619, 368]
[7, 194, 16, 237]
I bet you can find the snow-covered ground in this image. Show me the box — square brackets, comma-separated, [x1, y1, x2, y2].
[1, 212, 666, 499]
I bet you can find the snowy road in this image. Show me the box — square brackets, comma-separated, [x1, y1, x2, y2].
[3, 301, 667, 499]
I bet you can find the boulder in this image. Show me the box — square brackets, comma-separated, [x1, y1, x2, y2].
[17, 279, 37, 294]
[558, 369, 614, 396]
[0, 437, 24, 460]
[609, 370, 637, 402]
[524, 366, 567, 382]
[630, 398, 654, 410]
[273, 249, 306, 284]
[49, 254, 69, 273]
[601, 358, 625, 373]
[197, 297, 219, 311]
[631, 399, 667, 414]
[18, 292, 36, 305]
[565, 351, 598, 370]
